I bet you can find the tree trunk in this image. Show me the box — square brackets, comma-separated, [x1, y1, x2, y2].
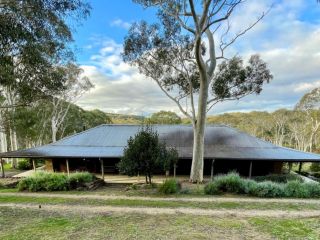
[9, 127, 18, 168]
[148, 173, 152, 184]
[51, 118, 57, 143]
[190, 77, 209, 183]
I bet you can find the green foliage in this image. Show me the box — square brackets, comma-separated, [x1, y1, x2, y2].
[9, 101, 113, 147]
[0, 0, 91, 103]
[254, 181, 285, 198]
[240, 179, 259, 195]
[68, 172, 94, 186]
[17, 159, 31, 170]
[212, 172, 244, 193]
[303, 182, 320, 198]
[253, 174, 303, 183]
[123, 3, 271, 110]
[162, 147, 179, 172]
[204, 181, 221, 195]
[118, 125, 177, 184]
[18, 172, 69, 192]
[212, 55, 272, 100]
[284, 181, 309, 198]
[310, 163, 320, 172]
[158, 179, 181, 194]
[148, 111, 182, 124]
[204, 172, 320, 198]
[17, 172, 94, 192]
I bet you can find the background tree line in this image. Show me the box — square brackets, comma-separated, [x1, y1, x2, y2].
[3, 87, 320, 157]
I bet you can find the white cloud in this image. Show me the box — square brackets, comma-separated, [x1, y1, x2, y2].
[294, 80, 320, 93]
[110, 18, 131, 29]
[77, 1, 320, 116]
[77, 40, 178, 115]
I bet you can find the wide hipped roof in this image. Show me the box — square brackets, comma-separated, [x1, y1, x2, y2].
[1, 124, 320, 161]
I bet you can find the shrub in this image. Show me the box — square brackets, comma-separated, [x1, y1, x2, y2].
[204, 181, 221, 195]
[303, 182, 320, 198]
[69, 172, 94, 186]
[205, 173, 257, 195]
[212, 172, 245, 193]
[240, 179, 258, 195]
[310, 163, 320, 172]
[284, 180, 309, 198]
[17, 159, 31, 170]
[253, 174, 303, 183]
[18, 171, 94, 192]
[254, 181, 285, 198]
[158, 179, 181, 194]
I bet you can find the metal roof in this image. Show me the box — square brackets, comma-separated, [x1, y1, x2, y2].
[1, 124, 320, 161]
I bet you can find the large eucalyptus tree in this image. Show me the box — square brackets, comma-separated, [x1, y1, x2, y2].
[123, 0, 273, 182]
[0, 0, 91, 106]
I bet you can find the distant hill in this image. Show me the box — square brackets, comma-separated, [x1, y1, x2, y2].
[106, 113, 145, 124]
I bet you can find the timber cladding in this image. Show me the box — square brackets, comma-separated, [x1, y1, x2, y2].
[45, 159, 53, 172]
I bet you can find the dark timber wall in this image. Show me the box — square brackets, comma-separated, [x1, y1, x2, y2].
[47, 158, 283, 177]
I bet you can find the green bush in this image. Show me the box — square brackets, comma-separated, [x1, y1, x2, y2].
[158, 179, 181, 194]
[212, 172, 245, 193]
[255, 181, 285, 198]
[240, 179, 258, 195]
[204, 181, 221, 195]
[310, 163, 320, 172]
[253, 173, 303, 183]
[69, 172, 93, 185]
[18, 171, 94, 192]
[204, 172, 320, 198]
[17, 159, 31, 170]
[284, 180, 309, 198]
[204, 172, 248, 195]
[303, 182, 320, 198]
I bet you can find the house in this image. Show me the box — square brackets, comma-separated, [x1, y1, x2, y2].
[1, 124, 320, 178]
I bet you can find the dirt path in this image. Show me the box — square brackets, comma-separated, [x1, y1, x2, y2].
[1, 202, 320, 218]
[1, 192, 320, 204]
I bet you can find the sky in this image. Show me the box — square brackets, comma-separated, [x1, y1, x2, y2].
[72, 0, 320, 116]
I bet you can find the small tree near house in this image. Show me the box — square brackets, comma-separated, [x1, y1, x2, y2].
[118, 126, 177, 183]
[162, 146, 179, 178]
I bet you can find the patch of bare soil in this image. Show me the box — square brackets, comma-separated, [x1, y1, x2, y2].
[0, 178, 20, 188]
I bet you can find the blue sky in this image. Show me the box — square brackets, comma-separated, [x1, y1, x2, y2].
[74, 0, 156, 64]
[73, 0, 320, 116]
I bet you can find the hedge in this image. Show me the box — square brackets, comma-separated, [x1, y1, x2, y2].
[204, 172, 320, 198]
[18, 171, 94, 192]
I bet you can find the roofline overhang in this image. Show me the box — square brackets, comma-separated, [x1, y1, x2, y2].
[1, 155, 320, 162]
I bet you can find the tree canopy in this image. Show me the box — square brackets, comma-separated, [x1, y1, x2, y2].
[123, 0, 273, 182]
[149, 111, 182, 124]
[0, 0, 91, 106]
[118, 125, 177, 183]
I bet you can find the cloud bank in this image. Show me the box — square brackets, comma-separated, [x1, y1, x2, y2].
[78, 0, 320, 116]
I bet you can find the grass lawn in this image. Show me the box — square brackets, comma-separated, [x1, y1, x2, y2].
[1, 184, 320, 239]
[1, 194, 320, 211]
[0, 207, 319, 240]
